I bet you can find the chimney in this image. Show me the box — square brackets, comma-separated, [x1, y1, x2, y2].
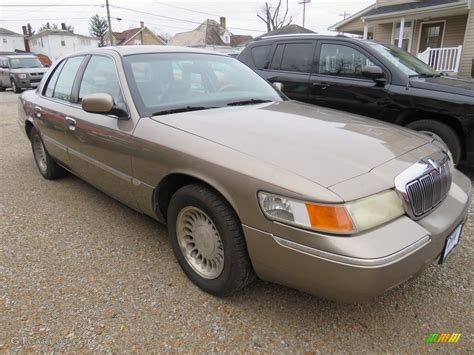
[140, 21, 144, 28]
[220, 17, 226, 29]
[61, 23, 67, 30]
[22, 25, 30, 52]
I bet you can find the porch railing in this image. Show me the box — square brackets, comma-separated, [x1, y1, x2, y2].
[417, 46, 463, 73]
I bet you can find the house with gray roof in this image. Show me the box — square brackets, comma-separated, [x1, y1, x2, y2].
[0, 28, 25, 52]
[329, 0, 473, 77]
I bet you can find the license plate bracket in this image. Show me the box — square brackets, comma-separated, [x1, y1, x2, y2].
[439, 224, 463, 264]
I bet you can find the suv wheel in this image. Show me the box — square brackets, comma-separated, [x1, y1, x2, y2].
[0, 84, 4, 92]
[11, 79, 21, 93]
[167, 184, 255, 296]
[406, 120, 461, 165]
[30, 126, 66, 179]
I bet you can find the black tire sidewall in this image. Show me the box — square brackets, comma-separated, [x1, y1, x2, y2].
[167, 185, 245, 296]
[406, 120, 461, 164]
[30, 127, 63, 179]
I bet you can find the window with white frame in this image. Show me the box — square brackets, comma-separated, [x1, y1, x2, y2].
[393, 21, 412, 51]
[2, 38, 7, 43]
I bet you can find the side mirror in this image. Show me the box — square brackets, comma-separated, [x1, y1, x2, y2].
[82, 93, 128, 119]
[273, 82, 284, 91]
[362, 65, 385, 81]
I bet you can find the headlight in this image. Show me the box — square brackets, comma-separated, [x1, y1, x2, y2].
[258, 190, 404, 235]
[17, 73, 27, 79]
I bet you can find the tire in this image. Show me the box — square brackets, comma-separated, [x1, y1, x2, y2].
[0, 84, 4, 92]
[11, 79, 21, 93]
[167, 184, 255, 296]
[30, 126, 66, 179]
[406, 120, 462, 165]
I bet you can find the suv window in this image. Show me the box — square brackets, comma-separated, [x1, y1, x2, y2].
[44, 60, 66, 97]
[251, 45, 271, 70]
[269, 43, 314, 73]
[318, 44, 375, 79]
[78, 55, 123, 105]
[52, 56, 84, 101]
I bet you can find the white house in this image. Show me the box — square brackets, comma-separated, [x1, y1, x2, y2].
[0, 28, 25, 52]
[29, 28, 98, 62]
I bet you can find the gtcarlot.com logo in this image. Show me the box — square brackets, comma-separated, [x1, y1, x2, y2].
[426, 333, 462, 344]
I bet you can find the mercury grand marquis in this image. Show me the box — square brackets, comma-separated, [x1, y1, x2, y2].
[17, 46, 471, 302]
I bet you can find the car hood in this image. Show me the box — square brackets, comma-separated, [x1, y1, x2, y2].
[10, 67, 47, 74]
[409, 76, 474, 97]
[152, 101, 431, 187]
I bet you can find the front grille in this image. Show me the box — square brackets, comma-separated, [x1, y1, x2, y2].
[406, 160, 452, 216]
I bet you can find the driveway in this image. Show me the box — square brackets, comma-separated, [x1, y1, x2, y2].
[1, 91, 472, 352]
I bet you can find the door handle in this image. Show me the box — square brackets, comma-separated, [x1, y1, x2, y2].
[313, 82, 329, 90]
[33, 106, 42, 119]
[65, 117, 77, 131]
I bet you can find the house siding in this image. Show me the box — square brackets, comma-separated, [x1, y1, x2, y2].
[459, 9, 473, 77]
[373, 23, 393, 43]
[411, 15, 468, 54]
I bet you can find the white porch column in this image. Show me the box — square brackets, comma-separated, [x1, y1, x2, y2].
[398, 17, 405, 48]
[363, 21, 368, 40]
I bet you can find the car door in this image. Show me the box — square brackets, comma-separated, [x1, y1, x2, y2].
[64, 54, 139, 209]
[309, 41, 393, 119]
[258, 40, 316, 103]
[33, 56, 86, 166]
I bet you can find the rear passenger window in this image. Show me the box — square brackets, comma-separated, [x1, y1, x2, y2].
[52, 56, 84, 101]
[280, 43, 314, 73]
[44, 60, 65, 97]
[251, 45, 271, 70]
[269, 43, 314, 73]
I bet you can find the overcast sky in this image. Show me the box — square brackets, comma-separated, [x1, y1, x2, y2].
[0, 0, 373, 38]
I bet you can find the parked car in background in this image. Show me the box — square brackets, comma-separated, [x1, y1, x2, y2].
[0, 53, 47, 93]
[17, 46, 471, 302]
[238, 34, 474, 165]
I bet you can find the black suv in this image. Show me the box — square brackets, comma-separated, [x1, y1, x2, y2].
[238, 34, 474, 164]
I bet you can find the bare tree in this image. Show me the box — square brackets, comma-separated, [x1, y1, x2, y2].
[257, 0, 292, 32]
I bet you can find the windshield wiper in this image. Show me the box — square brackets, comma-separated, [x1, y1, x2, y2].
[226, 99, 273, 106]
[151, 106, 217, 116]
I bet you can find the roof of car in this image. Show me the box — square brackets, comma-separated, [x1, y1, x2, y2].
[253, 34, 355, 42]
[92, 45, 229, 57]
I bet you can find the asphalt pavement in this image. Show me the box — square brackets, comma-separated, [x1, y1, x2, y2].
[1, 90, 472, 352]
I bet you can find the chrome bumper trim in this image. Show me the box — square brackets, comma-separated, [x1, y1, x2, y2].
[272, 235, 431, 267]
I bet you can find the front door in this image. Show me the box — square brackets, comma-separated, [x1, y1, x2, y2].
[419, 22, 445, 52]
[308, 41, 393, 120]
[64, 54, 139, 209]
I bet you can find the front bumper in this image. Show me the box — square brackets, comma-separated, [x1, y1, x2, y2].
[14, 78, 41, 89]
[243, 170, 471, 302]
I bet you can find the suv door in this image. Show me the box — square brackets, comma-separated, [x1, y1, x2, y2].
[309, 41, 393, 119]
[257, 40, 316, 103]
[34, 56, 86, 166]
[64, 54, 138, 209]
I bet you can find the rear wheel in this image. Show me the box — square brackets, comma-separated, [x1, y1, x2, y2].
[11, 79, 21, 93]
[30, 127, 66, 179]
[167, 184, 255, 296]
[0, 84, 4, 92]
[406, 120, 461, 165]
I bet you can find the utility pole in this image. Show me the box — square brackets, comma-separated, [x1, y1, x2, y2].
[339, 11, 351, 20]
[299, 0, 311, 28]
[106, 0, 114, 45]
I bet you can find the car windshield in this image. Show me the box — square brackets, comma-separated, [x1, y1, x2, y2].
[367, 42, 439, 77]
[123, 52, 284, 117]
[8, 57, 43, 69]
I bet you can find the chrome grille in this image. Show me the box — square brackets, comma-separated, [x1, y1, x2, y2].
[405, 159, 452, 217]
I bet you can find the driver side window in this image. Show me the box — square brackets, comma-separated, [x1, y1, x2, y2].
[78, 55, 123, 105]
[319, 44, 376, 79]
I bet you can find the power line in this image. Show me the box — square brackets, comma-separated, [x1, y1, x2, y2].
[1, 4, 101, 6]
[0, 18, 91, 21]
[110, 5, 264, 33]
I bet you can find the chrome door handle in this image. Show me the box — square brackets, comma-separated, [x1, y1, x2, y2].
[65, 117, 77, 131]
[33, 106, 42, 118]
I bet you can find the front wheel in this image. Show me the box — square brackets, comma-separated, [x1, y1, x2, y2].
[167, 184, 255, 296]
[11, 79, 21, 93]
[30, 126, 66, 179]
[406, 120, 461, 165]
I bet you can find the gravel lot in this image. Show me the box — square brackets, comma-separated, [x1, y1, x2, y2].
[1, 90, 473, 352]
